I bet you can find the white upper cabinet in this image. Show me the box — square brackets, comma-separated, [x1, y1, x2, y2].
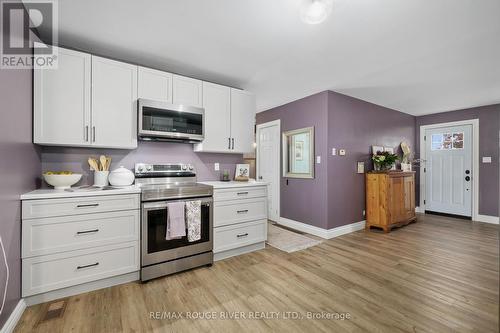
[194, 82, 231, 153]
[137, 66, 172, 103]
[91, 56, 138, 149]
[230, 89, 256, 153]
[34, 46, 91, 146]
[172, 74, 203, 107]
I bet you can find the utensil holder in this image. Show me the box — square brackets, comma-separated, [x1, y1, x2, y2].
[94, 171, 110, 187]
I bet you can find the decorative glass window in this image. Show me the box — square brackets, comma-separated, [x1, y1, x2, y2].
[431, 132, 464, 150]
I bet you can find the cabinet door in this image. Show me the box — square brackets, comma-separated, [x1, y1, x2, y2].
[137, 66, 172, 103]
[404, 175, 416, 219]
[194, 82, 231, 152]
[230, 89, 255, 153]
[91, 56, 138, 149]
[172, 74, 202, 107]
[390, 177, 406, 223]
[34, 46, 91, 146]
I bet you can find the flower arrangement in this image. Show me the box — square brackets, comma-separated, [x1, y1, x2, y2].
[372, 151, 398, 171]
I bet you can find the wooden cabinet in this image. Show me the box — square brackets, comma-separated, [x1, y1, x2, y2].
[172, 74, 203, 107]
[34, 46, 91, 146]
[365, 171, 416, 233]
[137, 66, 172, 103]
[34, 46, 137, 149]
[91, 56, 138, 149]
[230, 88, 256, 153]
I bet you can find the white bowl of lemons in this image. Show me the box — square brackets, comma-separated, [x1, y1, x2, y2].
[43, 171, 82, 190]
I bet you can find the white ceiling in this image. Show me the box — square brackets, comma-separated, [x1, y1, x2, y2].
[38, 0, 500, 116]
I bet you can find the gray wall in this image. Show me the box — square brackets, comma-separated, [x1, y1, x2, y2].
[327, 91, 415, 229]
[415, 104, 500, 217]
[256, 92, 330, 229]
[40, 143, 243, 185]
[0, 20, 41, 330]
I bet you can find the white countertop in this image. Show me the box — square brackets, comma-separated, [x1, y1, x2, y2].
[21, 185, 142, 200]
[199, 180, 268, 189]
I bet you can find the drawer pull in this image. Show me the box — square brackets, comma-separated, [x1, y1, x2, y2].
[237, 209, 249, 214]
[76, 203, 99, 208]
[236, 233, 249, 238]
[237, 192, 249, 195]
[76, 229, 99, 235]
[77, 262, 99, 270]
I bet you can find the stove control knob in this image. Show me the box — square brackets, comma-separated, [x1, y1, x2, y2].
[182, 164, 187, 170]
[137, 166, 144, 172]
[188, 165, 194, 171]
[146, 165, 153, 171]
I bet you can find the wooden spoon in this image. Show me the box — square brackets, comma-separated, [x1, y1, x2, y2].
[100, 155, 106, 171]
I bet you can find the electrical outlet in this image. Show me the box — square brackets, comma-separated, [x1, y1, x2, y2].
[363, 210, 366, 217]
[214, 163, 220, 171]
[316, 156, 321, 164]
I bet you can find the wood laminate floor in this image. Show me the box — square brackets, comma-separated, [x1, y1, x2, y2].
[15, 214, 499, 332]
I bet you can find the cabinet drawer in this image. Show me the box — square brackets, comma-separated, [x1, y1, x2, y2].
[213, 186, 267, 202]
[214, 220, 267, 253]
[214, 197, 267, 227]
[22, 194, 140, 219]
[22, 242, 139, 297]
[22, 210, 140, 258]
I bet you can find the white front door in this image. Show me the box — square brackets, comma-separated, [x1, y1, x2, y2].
[257, 120, 280, 222]
[425, 124, 472, 217]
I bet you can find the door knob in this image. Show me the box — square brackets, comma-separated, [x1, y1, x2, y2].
[465, 170, 470, 174]
[465, 176, 470, 182]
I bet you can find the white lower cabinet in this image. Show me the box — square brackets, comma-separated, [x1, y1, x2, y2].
[21, 194, 140, 299]
[212, 184, 268, 260]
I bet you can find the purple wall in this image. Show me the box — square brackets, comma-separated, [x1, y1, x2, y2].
[327, 91, 415, 229]
[256, 92, 329, 229]
[415, 105, 500, 217]
[0, 13, 42, 329]
[257, 91, 415, 230]
[40, 143, 243, 185]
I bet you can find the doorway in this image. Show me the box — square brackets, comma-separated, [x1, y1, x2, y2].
[420, 119, 479, 219]
[256, 120, 280, 222]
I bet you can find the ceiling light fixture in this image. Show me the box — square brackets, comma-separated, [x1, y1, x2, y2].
[300, 0, 333, 25]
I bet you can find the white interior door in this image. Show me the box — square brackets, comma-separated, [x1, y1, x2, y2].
[425, 124, 472, 216]
[257, 120, 280, 222]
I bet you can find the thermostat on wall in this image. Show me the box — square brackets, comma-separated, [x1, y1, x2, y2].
[339, 149, 346, 156]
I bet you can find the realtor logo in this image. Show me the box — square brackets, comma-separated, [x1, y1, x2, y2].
[1, 0, 58, 69]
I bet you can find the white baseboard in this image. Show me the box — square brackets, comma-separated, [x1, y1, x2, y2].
[1, 299, 26, 333]
[278, 217, 365, 239]
[475, 214, 499, 224]
[415, 206, 425, 213]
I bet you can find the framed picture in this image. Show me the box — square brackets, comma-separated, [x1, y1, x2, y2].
[295, 141, 304, 160]
[235, 164, 250, 182]
[372, 145, 384, 155]
[384, 147, 394, 154]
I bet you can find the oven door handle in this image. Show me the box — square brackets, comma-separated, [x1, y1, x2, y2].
[142, 198, 213, 210]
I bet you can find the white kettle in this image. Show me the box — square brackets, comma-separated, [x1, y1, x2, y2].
[108, 166, 135, 186]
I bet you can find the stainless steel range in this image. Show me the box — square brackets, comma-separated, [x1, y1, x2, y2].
[135, 163, 213, 282]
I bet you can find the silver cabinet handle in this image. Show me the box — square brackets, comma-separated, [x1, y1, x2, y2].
[236, 233, 248, 238]
[237, 192, 248, 195]
[85, 125, 89, 142]
[237, 209, 248, 214]
[77, 262, 99, 270]
[92, 126, 96, 142]
[76, 203, 99, 208]
[232, 138, 234, 150]
[76, 229, 99, 235]
[228, 138, 231, 149]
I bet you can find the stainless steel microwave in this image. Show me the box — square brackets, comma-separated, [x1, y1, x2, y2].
[138, 99, 204, 142]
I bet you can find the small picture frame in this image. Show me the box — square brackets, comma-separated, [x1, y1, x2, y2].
[234, 164, 250, 182]
[384, 147, 394, 154]
[372, 145, 384, 155]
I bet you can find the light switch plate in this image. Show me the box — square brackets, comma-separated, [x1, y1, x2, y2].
[339, 149, 346, 156]
[357, 162, 365, 174]
[214, 163, 220, 171]
[331, 148, 336, 156]
[482, 156, 492, 163]
[316, 156, 321, 164]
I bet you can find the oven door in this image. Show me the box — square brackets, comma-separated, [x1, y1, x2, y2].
[141, 197, 213, 267]
[138, 99, 204, 142]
